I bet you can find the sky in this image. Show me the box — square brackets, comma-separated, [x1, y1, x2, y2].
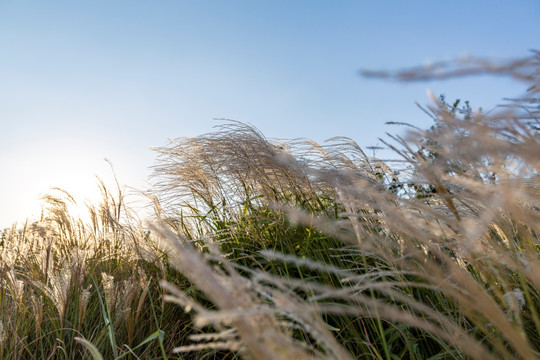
[1, 1, 539, 228]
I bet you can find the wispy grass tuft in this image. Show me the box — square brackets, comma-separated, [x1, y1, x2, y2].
[151, 51, 540, 359]
[1, 51, 539, 359]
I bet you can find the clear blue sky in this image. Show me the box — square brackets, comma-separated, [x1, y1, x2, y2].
[1, 1, 539, 228]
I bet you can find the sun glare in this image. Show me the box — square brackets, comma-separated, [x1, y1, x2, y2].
[0, 136, 130, 229]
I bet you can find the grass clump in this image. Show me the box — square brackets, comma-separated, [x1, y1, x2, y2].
[1, 51, 539, 359]
[0, 184, 193, 359]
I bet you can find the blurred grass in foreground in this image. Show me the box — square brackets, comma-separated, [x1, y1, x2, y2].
[1, 52, 539, 359]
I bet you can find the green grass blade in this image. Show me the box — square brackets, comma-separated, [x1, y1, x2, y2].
[74, 337, 104, 360]
[114, 330, 165, 359]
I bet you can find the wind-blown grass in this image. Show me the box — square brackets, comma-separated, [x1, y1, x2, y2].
[1, 51, 539, 359]
[151, 51, 540, 360]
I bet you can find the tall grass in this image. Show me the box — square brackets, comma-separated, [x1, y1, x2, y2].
[1, 51, 539, 359]
[0, 183, 188, 359]
[152, 51, 540, 359]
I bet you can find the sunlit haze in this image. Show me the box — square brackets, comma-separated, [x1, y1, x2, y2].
[1, 1, 539, 228]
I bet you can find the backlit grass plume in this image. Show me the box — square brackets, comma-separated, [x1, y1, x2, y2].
[1, 51, 539, 359]
[152, 52, 540, 359]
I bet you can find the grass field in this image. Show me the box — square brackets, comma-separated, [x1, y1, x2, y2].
[1, 53, 539, 359]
